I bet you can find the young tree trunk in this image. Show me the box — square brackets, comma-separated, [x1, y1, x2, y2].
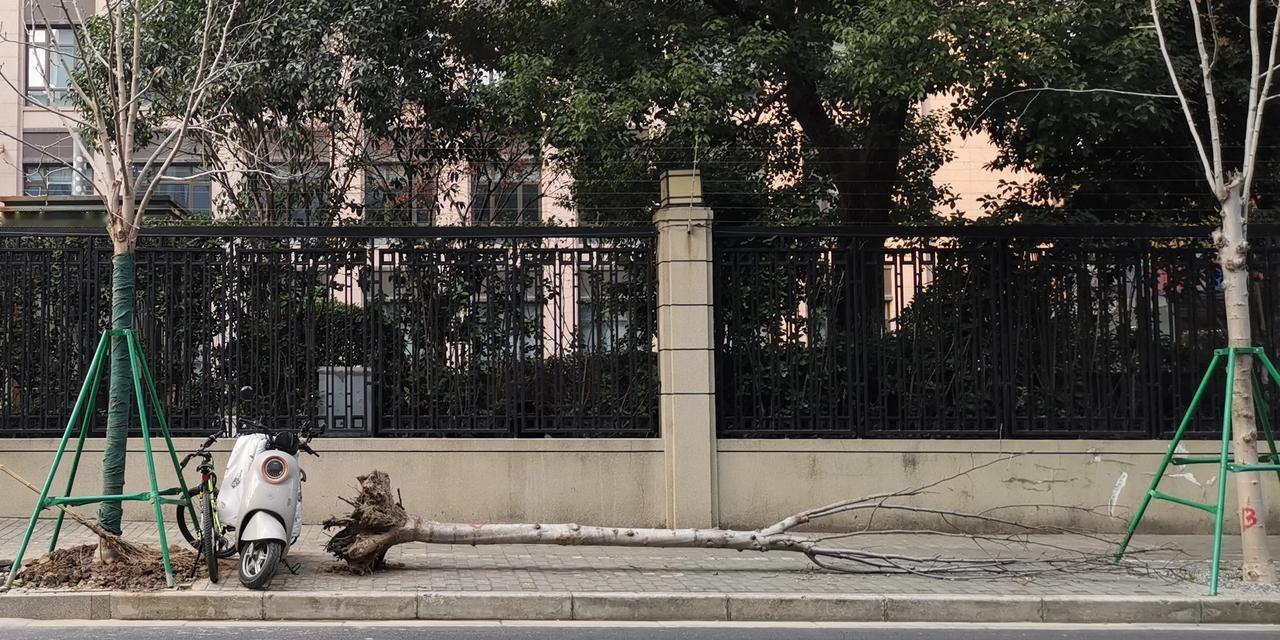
[1218, 178, 1277, 584]
[96, 250, 136, 546]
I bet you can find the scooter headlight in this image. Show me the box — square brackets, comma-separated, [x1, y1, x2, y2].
[262, 455, 288, 484]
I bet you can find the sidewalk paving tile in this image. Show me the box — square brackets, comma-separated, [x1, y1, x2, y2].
[1, 519, 1278, 602]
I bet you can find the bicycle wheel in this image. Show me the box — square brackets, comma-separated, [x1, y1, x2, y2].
[175, 492, 202, 549]
[177, 488, 236, 559]
[201, 493, 220, 583]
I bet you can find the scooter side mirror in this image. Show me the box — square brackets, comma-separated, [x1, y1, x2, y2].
[238, 386, 256, 402]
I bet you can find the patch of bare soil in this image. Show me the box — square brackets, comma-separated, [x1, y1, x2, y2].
[10, 544, 236, 591]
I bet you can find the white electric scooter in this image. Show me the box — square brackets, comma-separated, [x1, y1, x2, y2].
[218, 387, 319, 589]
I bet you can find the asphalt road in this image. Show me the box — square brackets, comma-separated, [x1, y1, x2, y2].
[1, 624, 1277, 640]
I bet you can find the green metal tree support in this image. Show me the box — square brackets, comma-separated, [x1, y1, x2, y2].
[2, 329, 197, 589]
[1115, 347, 1280, 596]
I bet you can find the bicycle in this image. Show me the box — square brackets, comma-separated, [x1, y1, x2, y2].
[176, 430, 235, 583]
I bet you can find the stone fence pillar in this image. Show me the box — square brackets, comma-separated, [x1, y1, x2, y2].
[654, 169, 717, 528]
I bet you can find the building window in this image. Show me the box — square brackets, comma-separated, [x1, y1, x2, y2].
[144, 165, 212, 214]
[257, 168, 331, 224]
[470, 166, 541, 223]
[365, 164, 434, 223]
[23, 164, 74, 196]
[577, 268, 634, 350]
[467, 282, 543, 359]
[227, 166, 330, 223]
[27, 27, 76, 107]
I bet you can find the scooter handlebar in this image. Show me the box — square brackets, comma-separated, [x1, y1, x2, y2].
[235, 417, 271, 434]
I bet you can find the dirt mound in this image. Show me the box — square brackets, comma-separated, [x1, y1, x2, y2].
[10, 544, 234, 591]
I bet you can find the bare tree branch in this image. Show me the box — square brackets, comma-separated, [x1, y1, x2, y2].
[1187, 0, 1224, 184]
[1150, 0, 1223, 198]
[0, 128, 96, 188]
[760, 454, 1019, 535]
[961, 86, 1178, 136]
[1243, 0, 1280, 202]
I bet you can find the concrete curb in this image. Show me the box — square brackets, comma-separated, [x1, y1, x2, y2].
[1, 590, 1278, 623]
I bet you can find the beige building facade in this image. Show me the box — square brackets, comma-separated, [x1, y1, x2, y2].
[0, 1, 576, 226]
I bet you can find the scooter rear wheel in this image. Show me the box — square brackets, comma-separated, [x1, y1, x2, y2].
[239, 539, 283, 590]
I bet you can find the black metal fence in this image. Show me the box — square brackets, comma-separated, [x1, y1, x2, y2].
[8, 223, 1280, 440]
[714, 225, 1280, 439]
[0, 227, 658, 438]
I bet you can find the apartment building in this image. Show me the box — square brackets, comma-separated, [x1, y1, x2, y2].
[0, 1, 578, 226]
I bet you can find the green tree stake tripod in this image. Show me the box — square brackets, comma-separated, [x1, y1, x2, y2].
[1115, 347, 1280, 596]
[2, 329, 198, 590]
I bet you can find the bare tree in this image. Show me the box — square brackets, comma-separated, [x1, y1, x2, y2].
[323, 464, 1176, 581]
[0, 0, 247, 555]
[1149, 0, 1280, 584]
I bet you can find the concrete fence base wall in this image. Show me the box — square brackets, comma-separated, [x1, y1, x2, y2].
[1, 437, 1273, 534]
[716, 440, 1276, 534]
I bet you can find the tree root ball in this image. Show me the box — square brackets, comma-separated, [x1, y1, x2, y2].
[323, 470, 406, 573]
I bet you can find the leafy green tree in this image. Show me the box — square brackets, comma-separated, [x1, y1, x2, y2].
[184, 1, 1035, 225]
[955, 1, 1280, 223]
[476, 0, 981, 223]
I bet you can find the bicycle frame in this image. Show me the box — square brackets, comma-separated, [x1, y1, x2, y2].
[201, 469, 222, 534]
[180, 447, 222, 545]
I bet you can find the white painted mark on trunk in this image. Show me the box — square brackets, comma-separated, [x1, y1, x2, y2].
[1108, 472, 1128, 516]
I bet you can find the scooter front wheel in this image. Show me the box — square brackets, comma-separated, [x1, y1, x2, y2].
[238, 539, 283, 590]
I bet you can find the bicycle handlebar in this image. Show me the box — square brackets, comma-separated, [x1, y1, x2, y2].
[180, 450, 212, 468]
[199, 431, 220, 450]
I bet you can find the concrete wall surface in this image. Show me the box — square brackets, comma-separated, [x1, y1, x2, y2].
[2, 437, 1275, 534]
[0, 438, 666, 527]
[716, 440, 1277, 534]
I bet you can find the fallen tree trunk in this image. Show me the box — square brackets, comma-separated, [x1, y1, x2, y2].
[326, 476, 810, 559]
[324, 463, 1174, 579]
